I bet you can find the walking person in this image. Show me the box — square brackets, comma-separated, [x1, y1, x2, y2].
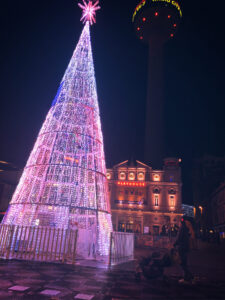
[174, 218, 193, 282]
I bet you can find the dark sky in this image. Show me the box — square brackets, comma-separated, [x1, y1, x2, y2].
[1, 0, 225, 204]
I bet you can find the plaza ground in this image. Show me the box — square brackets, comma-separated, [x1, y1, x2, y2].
[0, 243, 225, 299]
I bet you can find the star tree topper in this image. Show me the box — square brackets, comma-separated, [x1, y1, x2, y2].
[78, 0, 101, 25]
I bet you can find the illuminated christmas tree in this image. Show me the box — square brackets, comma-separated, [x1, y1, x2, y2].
[2, 0, 112, 257]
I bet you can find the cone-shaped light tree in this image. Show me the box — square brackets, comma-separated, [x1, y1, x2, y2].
[2, 0, 112, 257]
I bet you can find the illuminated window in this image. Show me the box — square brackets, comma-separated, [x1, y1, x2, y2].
[170, 195, 175, 207]
[154, 195, 159, 207]
[128, 172, 135, 181]
[119, 172, 126, 180]
[153, 174, 160, 181]
[106, 172, 111, 180]
[138, 172, 145, 181]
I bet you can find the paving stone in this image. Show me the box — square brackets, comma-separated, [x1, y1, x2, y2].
[40, 289, 61, 296]
[74, 293, 95, 300]
[9, 285, 30, 292]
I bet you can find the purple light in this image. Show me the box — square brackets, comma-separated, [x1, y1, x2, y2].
[78, 0, 101, 25]
[2, 21, 112, 257]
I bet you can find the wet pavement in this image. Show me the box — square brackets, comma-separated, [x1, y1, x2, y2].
[0, 244, 225, 299]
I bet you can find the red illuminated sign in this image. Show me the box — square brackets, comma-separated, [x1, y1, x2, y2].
[117, 181, 145, 187]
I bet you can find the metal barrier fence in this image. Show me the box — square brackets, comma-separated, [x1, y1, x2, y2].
[135, 234, 176, 249]
[109, 232, 134, 266]
[0, 224, 78, 264]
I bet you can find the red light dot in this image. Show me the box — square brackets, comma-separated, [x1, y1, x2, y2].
[140, 36, 143, 40]
[168, 15, 171, 19]
[142, 17, 146, 22]
[173, 24, 177, 28]
[137, 27, 140, 31]
[155, 12, 158, 16]
[170, 33, 174, 37]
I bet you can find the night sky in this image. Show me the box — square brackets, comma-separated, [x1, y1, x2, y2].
[1, 0, 225, 204]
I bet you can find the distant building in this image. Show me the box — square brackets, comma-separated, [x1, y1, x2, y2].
[193, 154, 225, 234]
[211, 181, 225, 240]
[0, 161, 21, 220]
[107, 158, 182, 235]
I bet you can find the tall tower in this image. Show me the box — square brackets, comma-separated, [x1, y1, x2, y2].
[2, 1, 112, 257]
[132, 0, 182, 168]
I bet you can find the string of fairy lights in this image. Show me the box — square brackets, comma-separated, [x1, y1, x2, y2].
[2, 2, 112, 256]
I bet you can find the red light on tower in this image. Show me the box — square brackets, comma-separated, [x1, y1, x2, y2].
[173, 24, 177, 28]
[142, 17, 146, 22]
[155, 12, 158, 16]
[137, 27, 140, 31]
[168, 15, 171, 19]
[140, 36, 143, 40]
[170, 33, 174, 38]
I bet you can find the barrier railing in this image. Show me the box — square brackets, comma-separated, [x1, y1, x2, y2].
[109, 231, 134, 266]
[135, 234, 176, 248]
[0, 224, 78, 264]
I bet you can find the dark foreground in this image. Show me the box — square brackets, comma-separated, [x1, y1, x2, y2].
[0, 243, 225, 300]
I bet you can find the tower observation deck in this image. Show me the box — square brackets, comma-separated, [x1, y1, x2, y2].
[133, 0, 182, 168]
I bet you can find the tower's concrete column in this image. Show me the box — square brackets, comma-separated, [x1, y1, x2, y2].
[145, 43, 164, 168]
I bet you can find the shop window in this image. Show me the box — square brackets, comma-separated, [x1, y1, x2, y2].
[118, 223, 126, 232]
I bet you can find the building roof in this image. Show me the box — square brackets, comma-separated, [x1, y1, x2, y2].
[112, 159, 151, 169]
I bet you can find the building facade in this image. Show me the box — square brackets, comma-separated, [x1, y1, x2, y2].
[107, 158, 182, 235]
[193, 154, 225, 235]
[211, 181, 225, 241]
